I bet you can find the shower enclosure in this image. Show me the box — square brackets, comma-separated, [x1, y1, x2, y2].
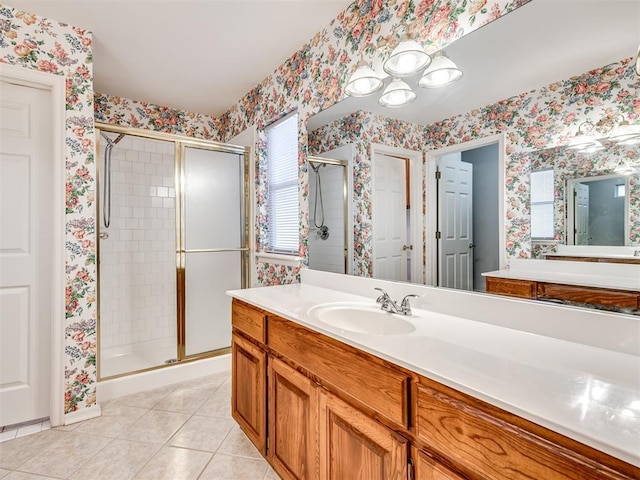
[307, 156, 348, 274]
[97, 124, 248, 379]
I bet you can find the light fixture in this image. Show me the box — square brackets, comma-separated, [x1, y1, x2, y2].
[418, 51, 463, 88]
[567, 121, 603, 152]
[378, 78, 416, 108]
[383, 34, 431, 78]
[344, 59, 384, 97]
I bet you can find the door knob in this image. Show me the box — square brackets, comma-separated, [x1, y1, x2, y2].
[469, 243, 475, 248]
[402, 245, 413, 251]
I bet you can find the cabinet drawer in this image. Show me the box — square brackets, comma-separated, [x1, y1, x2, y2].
[537, 283, 640, 310]
[485, 277, 536, 299]
[232, 299, 266, 344]
[415, 380, 630, 480]
[268, 315, 410, 428]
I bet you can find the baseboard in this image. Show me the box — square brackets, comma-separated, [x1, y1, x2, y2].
[64, 403, 102, 425]
[97, 354, 231, 403]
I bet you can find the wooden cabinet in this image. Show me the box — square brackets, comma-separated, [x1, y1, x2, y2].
[318, 390, 408, 480]
[231, 299, 640, 480]
[412, 448, 465, 480]
[485, 276, 640, 312]
[268, 356, 319, 480]
[231, 332, 266, 454]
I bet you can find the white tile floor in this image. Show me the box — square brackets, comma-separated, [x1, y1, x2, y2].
[0, 371, 280, 480]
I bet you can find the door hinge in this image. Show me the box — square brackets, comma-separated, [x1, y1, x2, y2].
[435, 170, 441, 180]
[407, 458, 415, 480]
[435, 231, 441, 240]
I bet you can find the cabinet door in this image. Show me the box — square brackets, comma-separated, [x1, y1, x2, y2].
[231, 333, 266, 454]
[318, 390, 408, 480]
[413, 447, 464, 480]
[268, 357, 320, 480]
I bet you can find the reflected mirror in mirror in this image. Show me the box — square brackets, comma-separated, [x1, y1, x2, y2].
[307, 0, 639, 285]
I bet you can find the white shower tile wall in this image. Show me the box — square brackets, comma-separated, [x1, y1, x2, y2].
[99, 135, 177, 352]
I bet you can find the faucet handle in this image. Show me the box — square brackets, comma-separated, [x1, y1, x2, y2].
[400, 294, 419, 308]
[374, 287, 390, 304]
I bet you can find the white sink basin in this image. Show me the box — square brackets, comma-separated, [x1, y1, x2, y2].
[307, 302, 416, 335]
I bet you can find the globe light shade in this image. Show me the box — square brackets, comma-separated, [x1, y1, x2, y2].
[383, 36, 431, 78]
[344, 61, 384, 97]
[418, 51, 463, 88]
[378, 78, 417, 108]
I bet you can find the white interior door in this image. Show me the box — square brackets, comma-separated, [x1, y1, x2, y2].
[438, 153, 473, 290]
[0, 81, 52, 426]
[373, 153, 407, 281]
[575, 183, 590, 245]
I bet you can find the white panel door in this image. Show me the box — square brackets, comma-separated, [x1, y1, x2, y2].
[373, 153, 407, 281]
[438, 154, 473, 290]
[575, 183, 590, 245]
[0, 81, 52, 426]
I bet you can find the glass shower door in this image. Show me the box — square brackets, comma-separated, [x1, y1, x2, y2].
[181, 146, 246, 358]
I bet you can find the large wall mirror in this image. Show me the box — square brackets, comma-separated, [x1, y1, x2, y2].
[306, 0, 640, 286]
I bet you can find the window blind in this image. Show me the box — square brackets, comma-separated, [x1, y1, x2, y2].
[530, 169, 554, 239]
[266, 113, 299, 254]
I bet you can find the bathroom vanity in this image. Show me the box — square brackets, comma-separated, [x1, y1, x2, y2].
[227, 270, 639, 480]
[484, 259, 640, 313]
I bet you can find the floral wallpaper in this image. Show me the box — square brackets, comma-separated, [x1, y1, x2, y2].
[94, 92, 221, 140]
[0, 3, 97, 414]
[311, 56, 640, 272]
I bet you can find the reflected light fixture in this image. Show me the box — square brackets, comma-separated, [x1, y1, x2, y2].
[344, 59, 384, 97]
[378, 78, 416, 108]
[607, 119, 640, 145]
[383, 34, 431, 78]
[567, 121, 603, 152]
[418, 51, 463, 88]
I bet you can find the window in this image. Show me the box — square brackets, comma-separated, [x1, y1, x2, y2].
[266, 113, 299, 254]
[615, 183, 625, 198]
[530, 169, 554, 240]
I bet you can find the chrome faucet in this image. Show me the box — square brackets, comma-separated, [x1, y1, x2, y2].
[374, 288, 419, 316]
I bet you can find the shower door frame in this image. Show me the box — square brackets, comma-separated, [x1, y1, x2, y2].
[96, 122, 250, 381]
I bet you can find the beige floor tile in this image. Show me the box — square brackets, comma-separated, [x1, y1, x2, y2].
[17, 431, 112, 478]
[168, 416, 235, 452]
[153, 387, 210, 414]
[119, 410, 190, 444]
[132, 446, 211, 480]
[176, 372, 229, 392]
[0, 430, 67, 470]
[195, 390, 232, 418]
[69, 439, 161, 480]
[217, 426, 262, 459]
[113, 384, 177, 409]
[198, 453, 269, 480]
[0, 468, 10, 478]
[218, 376, 232, 393]
[73, 403, 148, 437]
[3, 472, 64, 479]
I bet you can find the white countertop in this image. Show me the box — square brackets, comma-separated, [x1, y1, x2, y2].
[227, 270, 640, 467]
[483, 258, 640, 291]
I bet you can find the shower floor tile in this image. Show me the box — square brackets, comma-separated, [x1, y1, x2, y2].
[0, 371, 280, 480]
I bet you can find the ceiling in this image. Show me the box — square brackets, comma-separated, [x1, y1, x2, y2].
[309, 0, 640, 129]
[5, 0, 353, 117]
